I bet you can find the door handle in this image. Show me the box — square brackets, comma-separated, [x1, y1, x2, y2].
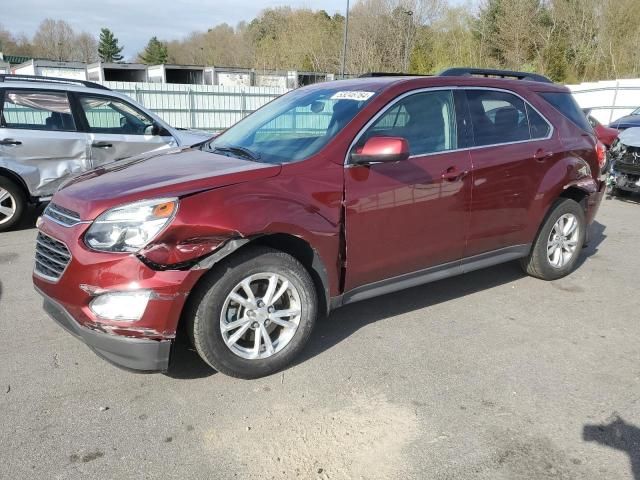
[534, 149, 553, 161]
[0, 138, 22, 146]
[441, 166, 469, 182]
[92, 141, 113, 149]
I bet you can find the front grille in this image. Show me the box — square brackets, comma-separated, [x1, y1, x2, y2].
[35, 232, 71, 281]
[44, 203, 82, 227]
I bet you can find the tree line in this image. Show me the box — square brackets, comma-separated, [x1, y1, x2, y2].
[2, 0, 640, 83]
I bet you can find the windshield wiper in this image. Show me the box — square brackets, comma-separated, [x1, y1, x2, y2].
[210, 144, 261, 162]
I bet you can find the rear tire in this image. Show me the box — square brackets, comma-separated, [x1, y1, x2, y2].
[0, 176, 26, 232]
[521, 198, 586, 280]
[186, 246, 317, 379]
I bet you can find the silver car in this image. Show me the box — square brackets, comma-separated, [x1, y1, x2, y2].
[0, 74, 211, 231]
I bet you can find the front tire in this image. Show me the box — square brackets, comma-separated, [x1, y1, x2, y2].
[186, 247, 317, 379]
[521, 198, 586, 280]
[0, 177, 26, 233]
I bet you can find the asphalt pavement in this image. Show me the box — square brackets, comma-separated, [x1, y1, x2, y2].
[1, 197, 639, 479]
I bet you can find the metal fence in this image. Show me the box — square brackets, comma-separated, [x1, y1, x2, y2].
[110, 79, 640, 132]
[568, 79, 640, 125]
[104, 81, 290, 132]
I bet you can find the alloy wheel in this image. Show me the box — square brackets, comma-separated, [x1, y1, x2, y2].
[547, 213, 580, 268]
[0, 188, 17, 225]
[220, 272, 302, 360]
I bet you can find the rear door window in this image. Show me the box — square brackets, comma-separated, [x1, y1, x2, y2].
[466, 90, 531, 146]
[1, 90, 76, 131]
[540, 92, 592, 132]
[526, 104, 552, 139]
[355, 89, 458, 156]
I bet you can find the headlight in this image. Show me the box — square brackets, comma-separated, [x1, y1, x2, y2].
[85, 198, 178, 252]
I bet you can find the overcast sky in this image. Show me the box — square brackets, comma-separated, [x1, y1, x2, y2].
[9, 0, 349, 59]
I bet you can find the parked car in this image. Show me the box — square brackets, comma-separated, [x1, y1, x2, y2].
[583, 108, 619, 147]
[608, 127, 640, 196]
[33, 68, 606, 378]
[608, 107, 640, 130]
[0, 75, 212, 231]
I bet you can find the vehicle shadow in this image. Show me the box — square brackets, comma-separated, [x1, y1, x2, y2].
[576, 220, 607, 269]
[165, 221, 606, 380]
[584, 414, 640, 479]
[610, 195, 640, 205]
[298, 260, 526, 367]
[12, 203, 46, 232]
[300, 221, 606, 367]
[606, 188, 640, 205]
[164, 332, 217, 380]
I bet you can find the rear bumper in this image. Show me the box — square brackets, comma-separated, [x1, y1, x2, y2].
[585, 178, 606, 225]
[37, 286, 172, 372]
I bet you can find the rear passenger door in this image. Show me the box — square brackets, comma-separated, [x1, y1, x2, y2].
[75, 94, 176, 168]
[0, 89, 90, 197]
[465, 88, 558, 256]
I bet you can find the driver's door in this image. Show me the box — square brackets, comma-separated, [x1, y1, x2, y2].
[344, 89, 472, 291]
[75, 93, 175, 168]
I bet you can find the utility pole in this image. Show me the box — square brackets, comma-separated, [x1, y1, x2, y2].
[340, 0, 350, 79]
[403, 10, 413, 73]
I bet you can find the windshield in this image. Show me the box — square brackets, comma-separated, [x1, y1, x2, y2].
[203, 86, 377, 164]
[632, 107, 640, 115]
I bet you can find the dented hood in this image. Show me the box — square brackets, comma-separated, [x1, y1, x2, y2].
[54, 147, 281, 220]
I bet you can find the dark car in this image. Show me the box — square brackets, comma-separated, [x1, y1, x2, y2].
[33, 68, 606, 379]
[609, 107, 640, 130]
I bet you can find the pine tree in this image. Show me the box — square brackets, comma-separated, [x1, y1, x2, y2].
[97, 28, 123, 62]
[139, 37, 168, 65]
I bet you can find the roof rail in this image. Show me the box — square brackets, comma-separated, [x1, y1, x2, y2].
[438, 68, 553, 84]
[0, 74, 110, 91]
[359, 72, 428, 78]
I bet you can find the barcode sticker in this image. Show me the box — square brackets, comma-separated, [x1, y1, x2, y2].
[331, 91, 375, 101]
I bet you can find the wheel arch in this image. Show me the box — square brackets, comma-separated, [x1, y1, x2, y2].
[0, 167, 31, 201]
[559, 185, 590, 210]
[249, 234, 331, 317]
[183, 233, 331, 325]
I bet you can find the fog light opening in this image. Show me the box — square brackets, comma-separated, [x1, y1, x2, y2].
[89, 291, 152, 321]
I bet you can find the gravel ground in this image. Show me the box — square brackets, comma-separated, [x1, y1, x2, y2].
[1, 197, 639, 480]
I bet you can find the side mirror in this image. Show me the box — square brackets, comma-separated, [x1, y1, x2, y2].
[144, 124, 160, 136]
[145, 123, 171, 136]
[350, 136, 410, 165]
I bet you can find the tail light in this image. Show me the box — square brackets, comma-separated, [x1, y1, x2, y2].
[596, 141, 607, 170]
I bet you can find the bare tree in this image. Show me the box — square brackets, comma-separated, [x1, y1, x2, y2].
[76, 32, 98, 63]
[32, 19, 77, 61]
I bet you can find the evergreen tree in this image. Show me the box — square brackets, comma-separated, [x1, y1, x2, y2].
[97, 28, 123, 62]
[139, 37, 168, 64]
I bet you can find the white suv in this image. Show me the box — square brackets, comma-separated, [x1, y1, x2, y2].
[0, 74, 211, 231]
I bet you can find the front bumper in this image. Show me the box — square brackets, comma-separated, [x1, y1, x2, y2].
[32, 217, 208, 372]
[37, 287, 172, 371]
[610, 168, 640, 193]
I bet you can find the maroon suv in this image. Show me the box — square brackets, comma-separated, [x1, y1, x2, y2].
[33, 68, 606, 378]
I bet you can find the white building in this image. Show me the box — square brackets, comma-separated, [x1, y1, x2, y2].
[12, 60, 88, 80]
[87, 62, 148, 82]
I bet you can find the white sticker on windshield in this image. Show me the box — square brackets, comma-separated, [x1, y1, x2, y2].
[330, 91, 375, 101]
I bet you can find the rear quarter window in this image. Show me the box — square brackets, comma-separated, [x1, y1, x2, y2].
[540, 92, 592, 132]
